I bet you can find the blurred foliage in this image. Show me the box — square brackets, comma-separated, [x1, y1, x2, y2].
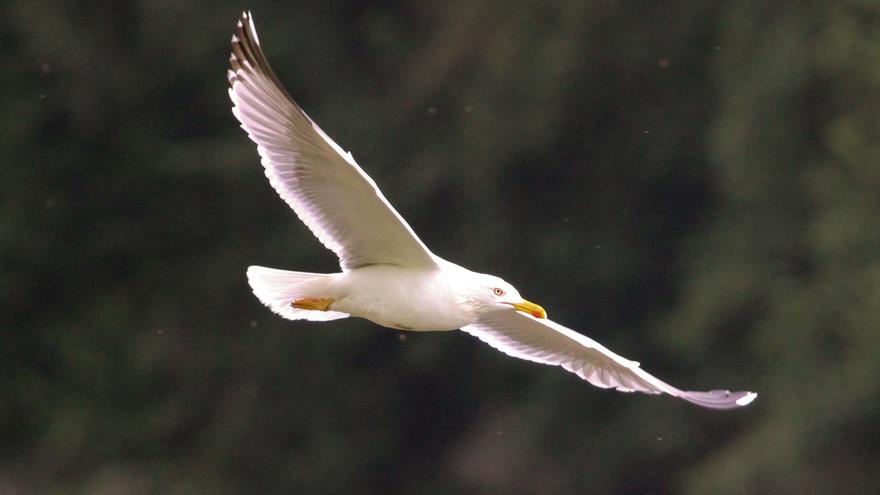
[1, 0, 878, 493]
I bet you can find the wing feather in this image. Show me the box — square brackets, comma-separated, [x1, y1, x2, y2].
[228, 12, 436, 270]
[462, 311, 757, 409]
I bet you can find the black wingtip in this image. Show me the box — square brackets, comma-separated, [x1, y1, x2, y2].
[228, 10, 293, 99]
[680, 389, 758, 410]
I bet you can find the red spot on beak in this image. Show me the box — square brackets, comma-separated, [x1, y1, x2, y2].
[510, 300, 547, 319]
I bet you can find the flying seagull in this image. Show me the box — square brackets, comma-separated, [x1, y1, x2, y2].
[228, 11, 756, 409]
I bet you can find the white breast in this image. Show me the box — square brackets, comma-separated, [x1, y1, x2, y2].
[330, 264, 476, 331]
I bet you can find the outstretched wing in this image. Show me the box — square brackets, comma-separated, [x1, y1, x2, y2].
[228, 11, 437, 270]
[462, 311, 757, 409]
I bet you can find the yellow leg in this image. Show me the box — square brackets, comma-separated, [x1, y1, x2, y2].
[291, 297, 335, 311]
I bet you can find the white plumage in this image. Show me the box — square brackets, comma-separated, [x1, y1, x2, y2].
[229, 11, 756, 409]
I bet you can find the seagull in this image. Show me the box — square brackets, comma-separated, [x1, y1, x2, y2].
[228, 11, 756, 410]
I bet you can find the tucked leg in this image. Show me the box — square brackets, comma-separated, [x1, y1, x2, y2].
[291, 297, 335, 311]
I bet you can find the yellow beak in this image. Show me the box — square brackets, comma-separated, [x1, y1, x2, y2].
[510, 299, 547, 319]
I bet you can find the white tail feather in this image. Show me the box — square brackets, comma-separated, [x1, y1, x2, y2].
[246, 266, 349, 321]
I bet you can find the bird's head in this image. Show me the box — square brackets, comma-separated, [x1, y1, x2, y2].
[466, 272, 547, 319]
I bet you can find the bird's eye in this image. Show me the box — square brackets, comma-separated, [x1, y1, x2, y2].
[493, 287, 505, 296]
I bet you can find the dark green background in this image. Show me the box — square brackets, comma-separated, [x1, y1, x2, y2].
[3, 1, 879, 493]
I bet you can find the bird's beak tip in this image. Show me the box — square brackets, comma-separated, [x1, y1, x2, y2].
[511, 299, 547, 319]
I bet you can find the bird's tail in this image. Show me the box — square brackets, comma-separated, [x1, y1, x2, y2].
[246, 266, 350, 321]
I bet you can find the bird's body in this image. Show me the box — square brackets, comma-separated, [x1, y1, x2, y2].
[249, 260, 539, 331]
[298, 263, 479, 331]
[229, 11, 757, 409]
[338, 262, 496, 331]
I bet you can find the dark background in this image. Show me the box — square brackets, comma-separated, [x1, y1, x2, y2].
[3, 1, 879, 493]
